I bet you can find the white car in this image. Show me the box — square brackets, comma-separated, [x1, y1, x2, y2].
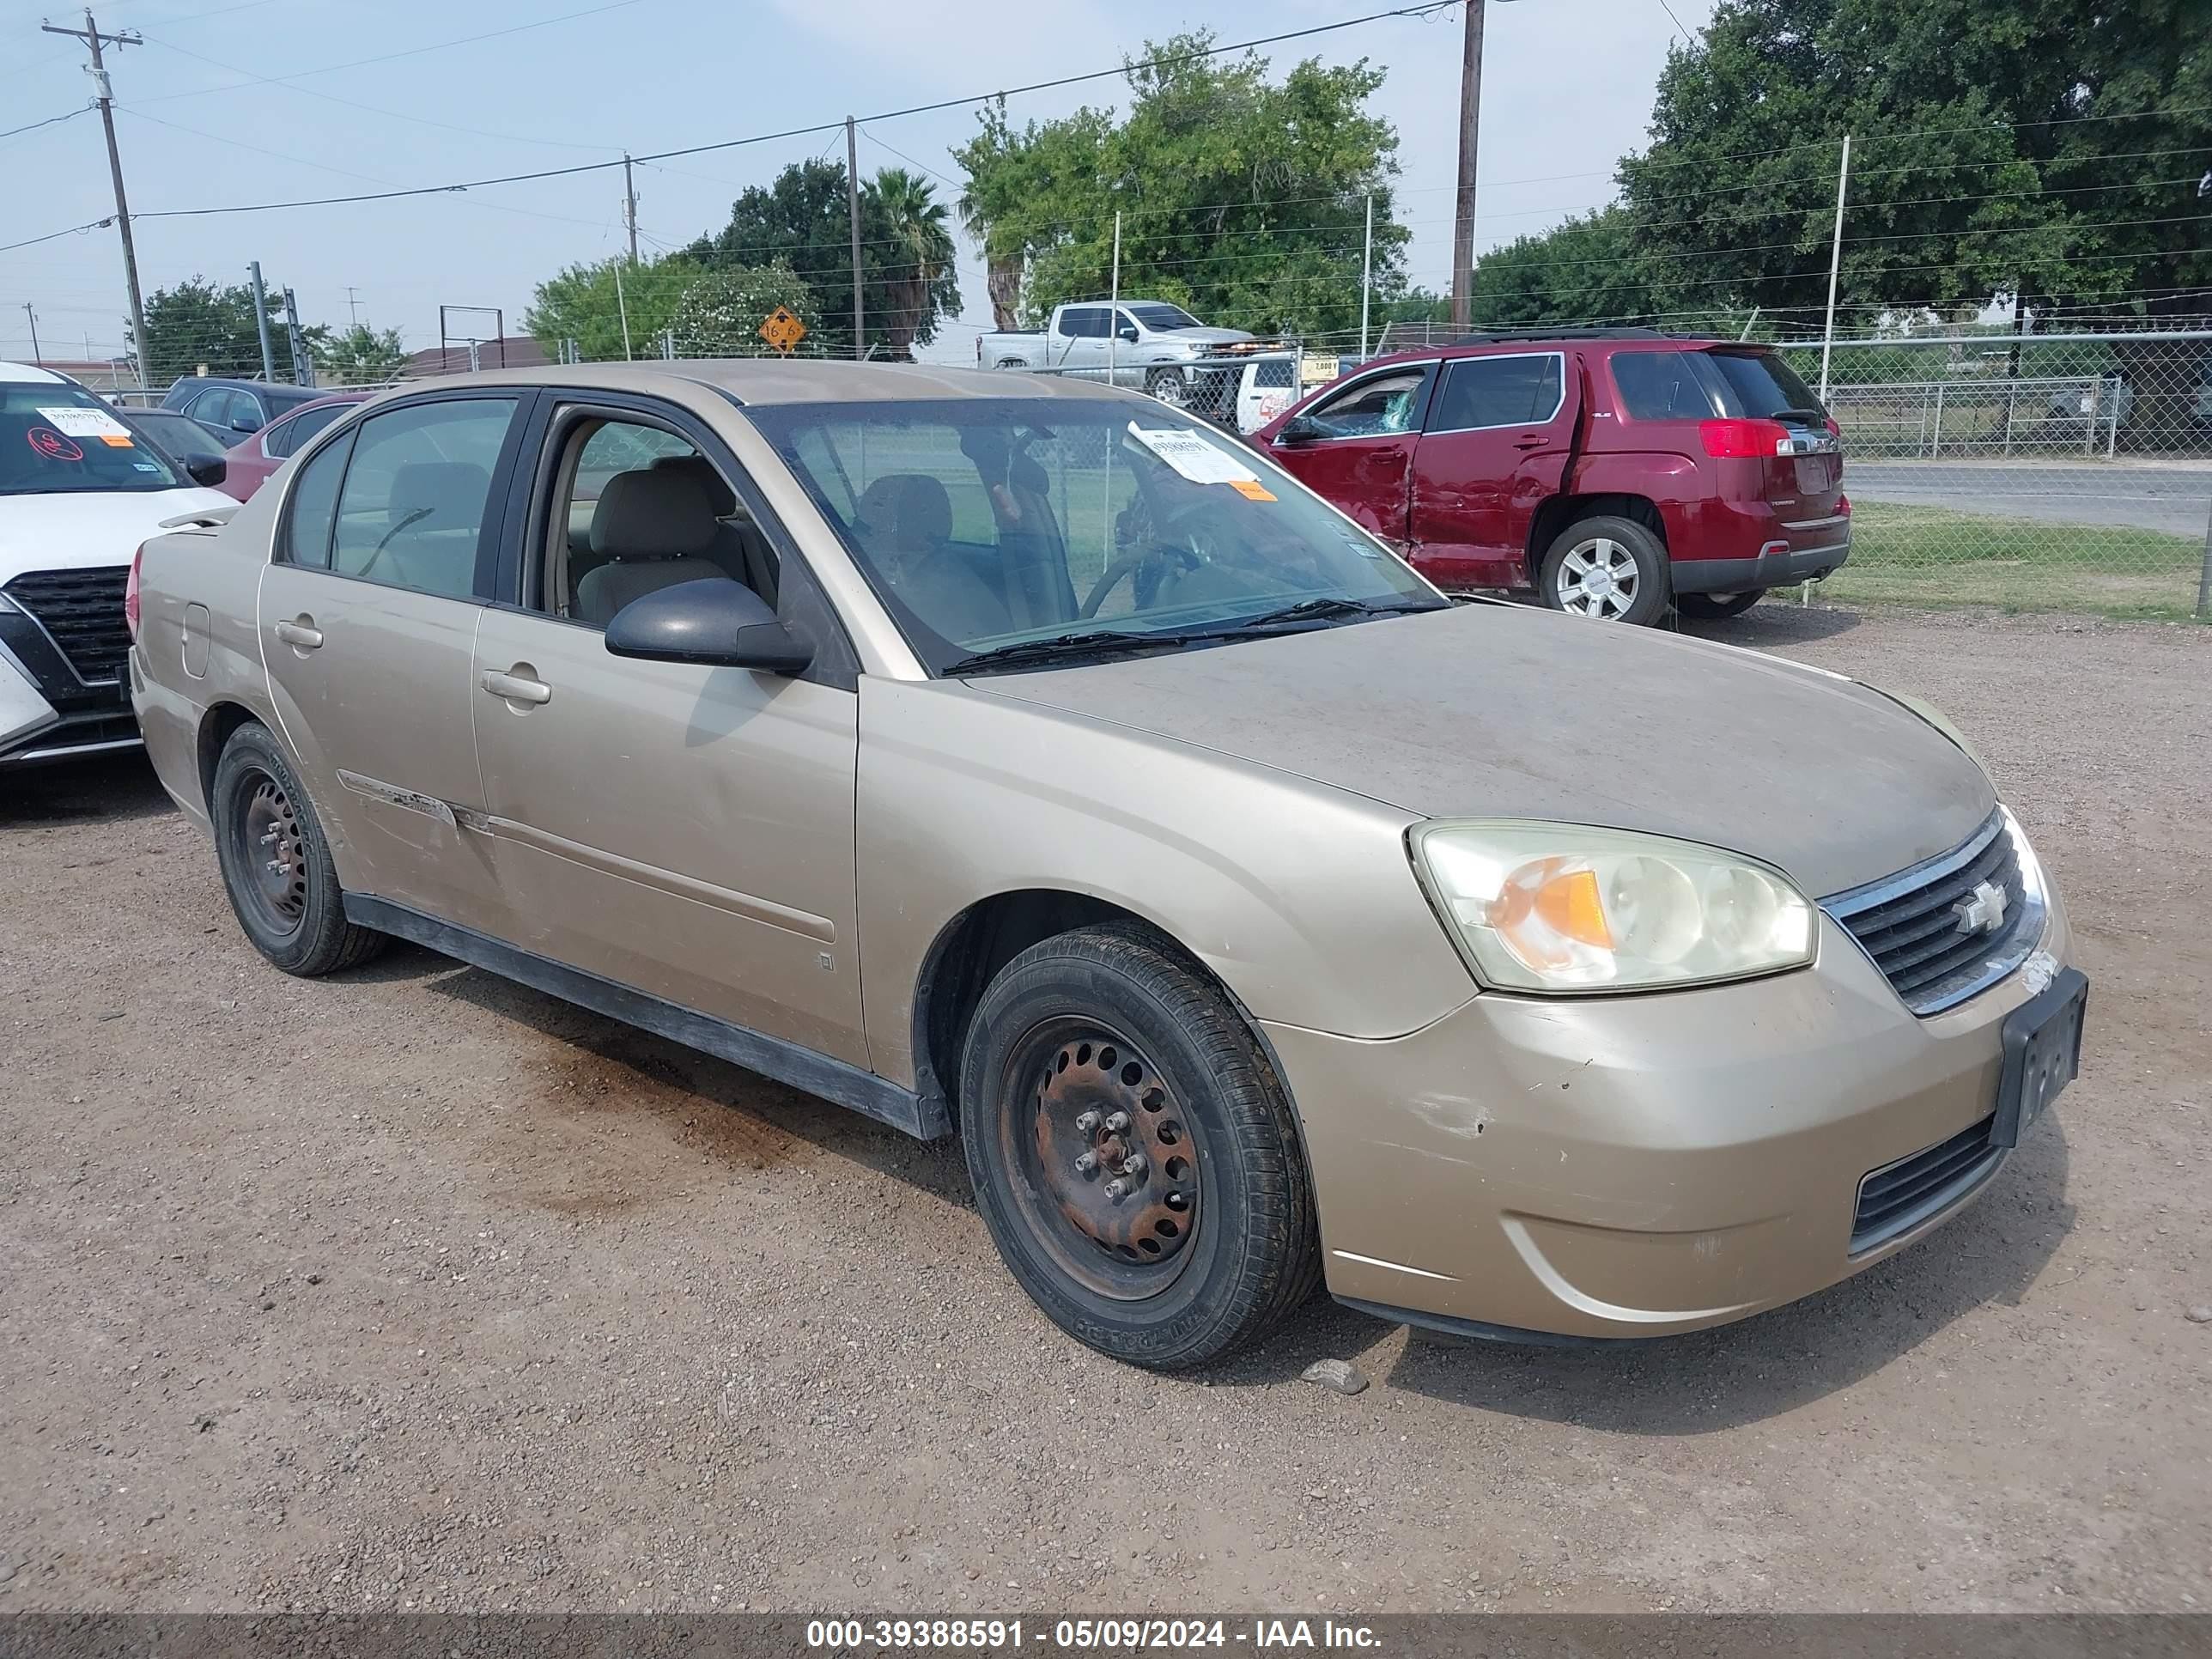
[2, 362, 235, 768]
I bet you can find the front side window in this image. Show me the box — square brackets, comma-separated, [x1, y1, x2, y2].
[0, 383, 184, 495]
[1303, 368, 1431, 439]
[1059, 308, 1108, 339]
[326, 398, 515, 598]
[1431, 354, 1564, 432]
[536, 413, 777, 628]
[276, 403, 353, 458]
[747, 398, 1444, 675]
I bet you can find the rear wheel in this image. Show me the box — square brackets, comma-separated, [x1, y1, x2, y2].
[957, 923, 1320, 1370]
[210, 721, 386, 976]
[1538, 515, 1670, 625]
[1676, 588, 1766, 620]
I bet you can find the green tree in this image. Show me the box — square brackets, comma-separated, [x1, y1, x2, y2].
[137, 276, 315, 385]
[684, 161, 960, 356]
[869, 169, 957, 358]
[666, 261, 820, 355]
[953, 33, 1410, 343]
[319, 323, 406, 386]
[1619, 0, 2212, 337]
[1467, 207, 1692, 331]
[523, 252, 700, 362]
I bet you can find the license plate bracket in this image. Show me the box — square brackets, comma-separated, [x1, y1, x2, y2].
[1992, 967, 2087, 1149]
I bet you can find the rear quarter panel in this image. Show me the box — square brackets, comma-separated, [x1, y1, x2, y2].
[131, 485, 283, 831]
[1566, 447, 1710, 557]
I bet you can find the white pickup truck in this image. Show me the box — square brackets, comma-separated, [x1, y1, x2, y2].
[976, 300, 1255, 407]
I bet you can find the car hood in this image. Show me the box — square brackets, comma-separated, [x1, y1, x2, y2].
[972, 604, 1996, 898]
[1160, 327, 1255, 346]
[0, 485, 237, 574]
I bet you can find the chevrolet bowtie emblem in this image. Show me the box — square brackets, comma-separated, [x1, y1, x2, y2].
[1954, 879, 2008, 936]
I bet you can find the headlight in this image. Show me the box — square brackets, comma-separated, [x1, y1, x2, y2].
[1408, 821, 1816, 994]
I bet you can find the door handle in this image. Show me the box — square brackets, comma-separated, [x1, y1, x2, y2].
[273, 617, 322, 649]
[1512, 434, 1548, 450]
[480, 668, 551, 706]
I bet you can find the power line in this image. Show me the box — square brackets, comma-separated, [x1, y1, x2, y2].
[0, 105, 93, 143]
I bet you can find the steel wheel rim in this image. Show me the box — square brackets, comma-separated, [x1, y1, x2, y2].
[1557, 538, 1639, 618]
[231, 769, 308, 933]
[999, 1018, 1201, 1301]
[1150, 373, 1189, 408]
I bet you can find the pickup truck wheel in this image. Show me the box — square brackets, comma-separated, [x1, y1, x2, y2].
[1539, 515, 1670, 625]
[958, 922, 1321, 1370]
[210, 721, 386, 976]
[1676, 589, 1766, 620]
[1145, 368, 1191, 408]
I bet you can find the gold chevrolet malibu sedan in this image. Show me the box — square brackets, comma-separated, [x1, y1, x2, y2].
[128, 362, 2086, 1369]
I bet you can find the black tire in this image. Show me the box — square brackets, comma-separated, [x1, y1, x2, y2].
[1145, 367, 1191, 407]
[957, 922, 1321, 1370]
[1676, 588, 1766, 620]
[210, 721, 386, 977]
[1537, 514, 1671, 625]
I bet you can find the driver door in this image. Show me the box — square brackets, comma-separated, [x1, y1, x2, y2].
[1266, 362, 1437, 550]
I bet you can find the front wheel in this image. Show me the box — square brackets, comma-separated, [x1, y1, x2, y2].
[957, 923, 1320, 1370]
[1538, 515, 1671, 625]
[1676, 588, 1766, 620]
[1146, 367, 1191, 408]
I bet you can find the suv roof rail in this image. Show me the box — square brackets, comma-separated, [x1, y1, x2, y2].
[1445, 326, 1717, 345]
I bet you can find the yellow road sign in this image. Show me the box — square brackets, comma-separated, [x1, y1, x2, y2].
[759, 307, 807, 355]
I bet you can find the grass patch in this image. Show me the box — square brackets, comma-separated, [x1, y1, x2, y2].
[1824, 500, 2208, 620]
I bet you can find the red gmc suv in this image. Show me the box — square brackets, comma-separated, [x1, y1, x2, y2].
[1253, 328, 1849, 624]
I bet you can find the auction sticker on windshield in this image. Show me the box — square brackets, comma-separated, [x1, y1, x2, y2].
[1128, 422, 1256, 485]
[39, 405, 134, 447]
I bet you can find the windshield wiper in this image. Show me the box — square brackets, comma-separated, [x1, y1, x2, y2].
[943, 629, 1202, 676]
[1207, 594, 1437, 633]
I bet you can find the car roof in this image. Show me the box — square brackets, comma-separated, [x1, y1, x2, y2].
[377, 359, 1144, 409]
[0, 360, 73, 386]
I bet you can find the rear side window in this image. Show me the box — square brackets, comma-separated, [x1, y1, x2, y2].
[280, 430, 353, 568]
[1059, 307, 1108, 339]
[1705, 350, 1825, 418]
[1611, 351, 1721, 421]
[327, 398, 517, 598]
[1431, 354, 1565, 432]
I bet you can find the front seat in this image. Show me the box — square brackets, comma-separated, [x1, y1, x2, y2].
[852, 474, 1011, 641]
[574, 468, 729, 628]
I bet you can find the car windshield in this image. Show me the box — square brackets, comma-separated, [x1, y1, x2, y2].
[1124, 303, 1203, 331]
[0, 384, 185, 495]
[746, 398, 1444, 675]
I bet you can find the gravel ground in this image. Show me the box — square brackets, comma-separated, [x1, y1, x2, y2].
[1, 605, 2207, 1616]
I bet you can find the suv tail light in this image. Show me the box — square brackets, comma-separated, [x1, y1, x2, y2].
[1698, 417, 1793, 459]
[125, 542, 145, 641]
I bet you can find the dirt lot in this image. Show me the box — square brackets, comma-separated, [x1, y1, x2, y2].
[2, 605, 2207, 1615]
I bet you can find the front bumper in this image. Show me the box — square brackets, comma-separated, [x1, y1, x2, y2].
[1, 627, 139, 766]
[1262, 896, 2072, 1341]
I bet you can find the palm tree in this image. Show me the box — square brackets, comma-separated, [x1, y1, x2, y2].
[868, 168, 956, 358]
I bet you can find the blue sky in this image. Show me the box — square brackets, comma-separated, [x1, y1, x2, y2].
[0, 0, 1712, 369]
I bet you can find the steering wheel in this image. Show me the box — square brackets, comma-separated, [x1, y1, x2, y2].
[1078, 495, 1216, 618]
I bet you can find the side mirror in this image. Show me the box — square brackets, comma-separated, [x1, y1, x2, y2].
[1117, 325, 1139, 343]
[605, 576, 813, 675]
[185, 454, 227, 487]
[230, 414, 259, 434]
[1276, 414, 1322, 444]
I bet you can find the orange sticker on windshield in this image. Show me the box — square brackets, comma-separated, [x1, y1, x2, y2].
[1229, 479, 1276, 501]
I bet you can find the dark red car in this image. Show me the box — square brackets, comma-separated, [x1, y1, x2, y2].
[217, 390, 372, 501]
[1254, 328, 1849, 623]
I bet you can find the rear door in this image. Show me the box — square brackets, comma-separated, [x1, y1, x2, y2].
[1405, 349, 1577, 589]
[1264, 361, 1437, 549]
[258, 391, 531, 933]
[1053, 306, 1109, 370]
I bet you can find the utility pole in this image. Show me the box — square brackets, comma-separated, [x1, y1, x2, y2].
[1449, 0, 1486, 333]
[248, 261, 276, 382]
[1816, 134, 1851, 403]
[346, 286, 362, 327]
[1359, 192, 1374, 359]
[844, 117, 865, 360]
[43, 10, 149, 386]
[283, 287, 313, 386]
[622, 153, 639, 264]
[21, 304, 41, 368]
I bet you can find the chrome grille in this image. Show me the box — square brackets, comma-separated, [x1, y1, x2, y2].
[1824, 811, 2039, 1015]
[3, 566, 131, 685]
